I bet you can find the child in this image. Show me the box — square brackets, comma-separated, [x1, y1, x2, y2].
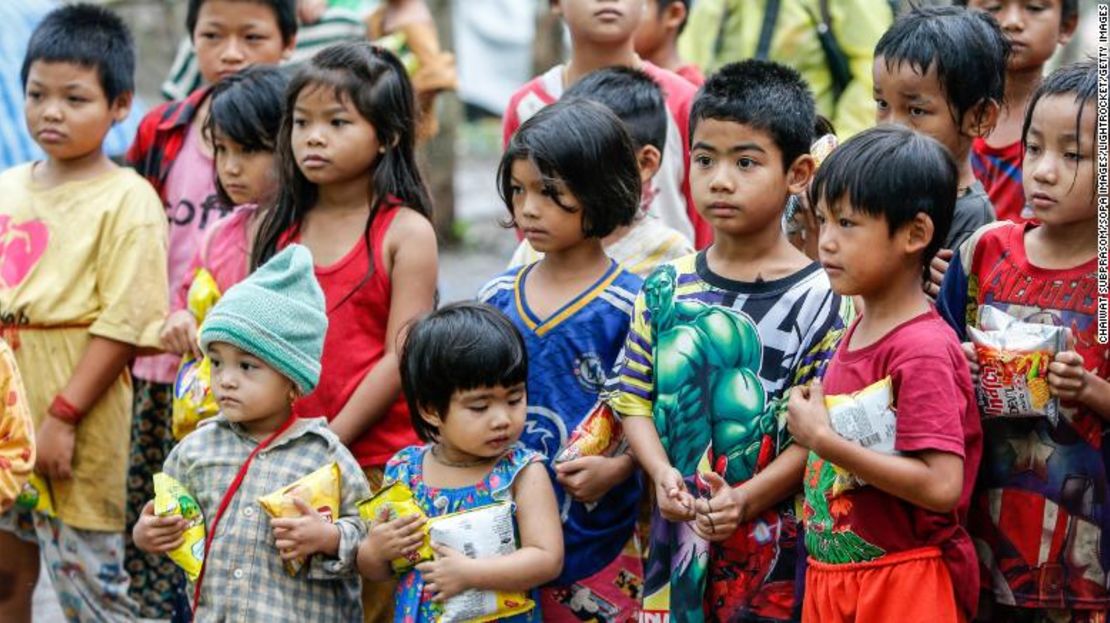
[872, 5, 1005, 258]
[958, 0, 1078, 223]
[125, 1, 297, 615]
[785, 125, 982, 622]
[634, 0, 704, 86]
[938, 60, 1109, 623]
[357, 301, 563, 621]
[161, 66, 288, 359]
[508, 67, 693, 278]
[479, 98, 643, 620]
[134, 244, 371, 622]
[503, 0, 709, 248]
[0, 5, 169, 620]
[0, 340, 33, 513]
[251, 41, 438, 623]
[612, 60, 847, 623]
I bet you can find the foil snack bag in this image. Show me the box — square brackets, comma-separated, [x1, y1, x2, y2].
[153, 472, 205, 582]
[358, 481, 433, 574]
[555, 401, 625, 464]
[258, 463, 341, 576]
[171, 269, 222, 439]
[15, 473, 55, 517]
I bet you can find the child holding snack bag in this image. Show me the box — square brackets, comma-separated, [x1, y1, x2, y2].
[357, 302, 563, 622]
[134, 244, 371, 622]
[938, 60, 1110, 622]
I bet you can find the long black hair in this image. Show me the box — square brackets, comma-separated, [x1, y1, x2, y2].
[252, 41, 433, 270]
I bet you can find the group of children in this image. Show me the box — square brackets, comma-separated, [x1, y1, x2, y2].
[0, 1, 1103, 623]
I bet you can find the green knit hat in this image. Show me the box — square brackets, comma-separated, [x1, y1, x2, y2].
[200, 244, 327, 394]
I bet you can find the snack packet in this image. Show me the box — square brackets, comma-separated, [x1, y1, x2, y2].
[358, 481, 433, 574]
[172, 269, 222, 439]
[427, 502, 535, 623]
[15, 473, 55, 517]
[555, 402, 625, 464]
[969, 306, 1066, 425]
[823, 377, 898, 496]
[153, 472, 205, 582]
[258, 463, 341, 576]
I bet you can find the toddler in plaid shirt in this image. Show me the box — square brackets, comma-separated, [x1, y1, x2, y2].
[134, 244, 371, 622]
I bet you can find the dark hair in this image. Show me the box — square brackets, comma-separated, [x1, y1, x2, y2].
[654, 0, 693, 33]
[808, 125, 957, 281]
[499, 98, 640, 239]
[400, 302, 528, 442]
[204, 66, 288, 206]
[691, 60, 816, 169]
[186, 0, 297, 44]
[21, 3, 134, 103]
[954, 0, 1079, 26]
[875, 5, 1009, 126]
[565, 67, 667, 151]
[1022, 59, 1098, 180]
[253, 42, 433, 269]
[814, 114, 836, 139]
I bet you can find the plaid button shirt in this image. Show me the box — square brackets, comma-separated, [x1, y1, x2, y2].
[126, 86, 210, 201]
[164, 415, 371, 623]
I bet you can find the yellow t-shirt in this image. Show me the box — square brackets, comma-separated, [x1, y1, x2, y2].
[0, 338, 33, 512]
[0, 163, 168, 531]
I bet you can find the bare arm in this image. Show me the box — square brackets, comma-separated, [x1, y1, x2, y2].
[624, 415, 694, 521]
[734, 444, 807, 517]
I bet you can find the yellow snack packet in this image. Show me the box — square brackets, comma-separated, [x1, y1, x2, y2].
[823, 377, 898, 496]
[258, 463, 341, 576]
[15, 473, 55, 517]
[153, 473, 205, 582]
[427, 502, 535, 623]
[358, 482, 433, 574]
[172, 269, 222, 440]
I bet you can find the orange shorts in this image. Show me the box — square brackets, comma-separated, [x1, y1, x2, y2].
[803, 546, 966, 623]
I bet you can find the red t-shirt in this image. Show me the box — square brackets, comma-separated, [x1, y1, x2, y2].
[803, 309, 983, 617]
[971, 138, 1028, 224]
[287, 204, 417, 468]
[675, 63, 706, 87]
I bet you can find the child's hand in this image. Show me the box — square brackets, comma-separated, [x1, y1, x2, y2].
[416, 543, 475, 602]
[270, 497, 340, 560]
[365, 512, 427, 564]
[35, 415, 75, 480]
[653, 466, 694, 522]
[1048, 349, 1090, 402]
[925, 249, 952, 299]
[786, 381, 832, 450]
[160, 310, 201, 359]
[961, 342, 980, 382]
[555, 455, 631, 503]
[692, 472, 743, 542]
[133, 500, 187, 554]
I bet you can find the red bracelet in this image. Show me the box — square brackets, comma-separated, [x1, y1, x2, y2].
[48, 395, 83, 424]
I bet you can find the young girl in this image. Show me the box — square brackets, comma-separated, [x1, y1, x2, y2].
[478, 98, 644, 620]
[357, 302, 563, 621]
[252, 41, 438, 621]
[160, 66, 288, 359]
[938, 60, 1109, 622]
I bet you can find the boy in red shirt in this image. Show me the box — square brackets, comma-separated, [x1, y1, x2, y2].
[502, 0, 709, 248]
[787, 125, 983, 622]
[634, 0, 704, 86]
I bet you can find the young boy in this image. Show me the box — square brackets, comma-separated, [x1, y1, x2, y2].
[508, 67, 693, 277]
[938, 60, 1109, 623]
[125, 0, 297, 616]
[0, 5, 169, 620]
[502, 0, 710, 248]
[958, 0, 1078, 223]
[134, 245, 371, 622]
[872, 5, 1006, 256]
[633, 0, 704, 86]
[613, 60, 848, 623]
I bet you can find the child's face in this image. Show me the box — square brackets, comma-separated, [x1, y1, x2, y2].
[291, 85, 381, 187]
[555, 0, 645, 45]
[1023, 95, 1095, 227]
[192, 0, 294, 85]
[422, 383, 527, 460]
[510, 157, 588, 254]
[689, 118, 810, 239]
[208, 341, 296, 435]
[633, 1, 668, 58]
[23, 61, 130, 163]
[214, 130, 278, 206]
[966, 0, 1075, 72]
[816, 199, 926, 297]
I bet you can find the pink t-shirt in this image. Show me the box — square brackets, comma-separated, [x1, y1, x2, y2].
[133, 127, 231, 383]
[173, 204, 257, 310]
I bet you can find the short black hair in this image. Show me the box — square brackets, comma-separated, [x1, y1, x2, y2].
[1022, 58, 1098, 160]
[954, 0, 1078, 26]
[21, 3, 135, 103]
[809, 125, 957, 282]
[186, 0, 298, 44]
[875, 5, 1009, 125]
[565, 67, 667, 151]
[499, 98, 640, 238]
[691, 60, 816, 169]
[400, 302, 529, 442]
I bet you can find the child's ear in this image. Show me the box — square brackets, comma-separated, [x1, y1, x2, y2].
[110, 92, 133, 124]
[418, 405, 444, 431]
[282, 36, 298, 60]
[963, 99, 1000, 140]
[636, 145, 662, 184]
[786, 154, 816, 196]
[1058, 11, 1079, 46]
[902, 212, 934, 255]
[662, 1, 687, 31]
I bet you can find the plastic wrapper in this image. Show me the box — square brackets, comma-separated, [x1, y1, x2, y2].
[969, 306, 1065, 425]
[427, 502, 535, 623]
[172, 269, 222, 439]
[823, 377, 898, 496]
[153, 472, 205, 582]
[555, 402, 625, 464]
[376, 31, 420, 76]
[358, 481, 433, 574]
[258, 463, 341, 576]
[15, 473, 55, 517]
